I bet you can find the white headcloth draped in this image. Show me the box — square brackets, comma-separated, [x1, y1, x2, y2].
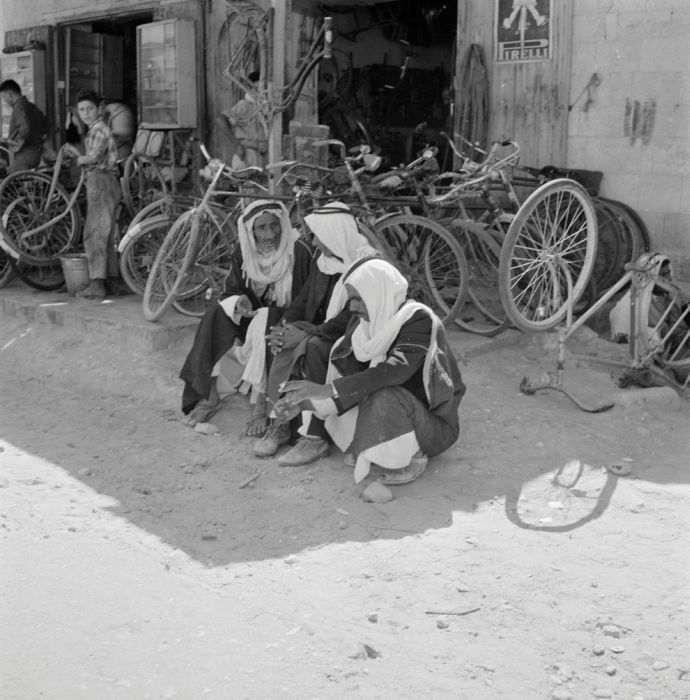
[303, 201, 379, 319]
[237, 199, 300, 306]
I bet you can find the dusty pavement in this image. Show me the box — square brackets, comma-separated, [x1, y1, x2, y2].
[0, 285, 689, 700]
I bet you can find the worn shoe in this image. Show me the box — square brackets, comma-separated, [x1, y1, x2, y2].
[377, 453, 428, 485]
[76, 279, 106, 300]
[278, 436, 329, 467]
[253, 420, 291, 457]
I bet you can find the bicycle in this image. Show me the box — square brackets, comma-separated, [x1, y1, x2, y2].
[0, 147, 84, 271]
[310, 138, 469, 325]
[518, 253, 690, 411]
[121, 129, 195, 216]
[404, 135, 523, 336]
[141, 146, 272, 322]
[117, 192, 199, 297]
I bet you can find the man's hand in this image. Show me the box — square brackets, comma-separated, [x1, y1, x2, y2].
[235, 294, 256, 318]
[273, 380, 332, 419]
[266, 320, 308, 355]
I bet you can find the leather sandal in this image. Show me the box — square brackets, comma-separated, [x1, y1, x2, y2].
[377, 454, 428, 485]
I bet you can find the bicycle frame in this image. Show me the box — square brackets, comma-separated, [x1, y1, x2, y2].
[521, 254, 690, 409]
[13, 148, 85, 244]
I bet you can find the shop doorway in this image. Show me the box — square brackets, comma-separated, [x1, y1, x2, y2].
[318, 0, 457, 168]
[58, 12, 153, 144]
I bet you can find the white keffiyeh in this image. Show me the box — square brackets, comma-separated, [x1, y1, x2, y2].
[237, 199, 300, 306]
[304, 201, 379, 320]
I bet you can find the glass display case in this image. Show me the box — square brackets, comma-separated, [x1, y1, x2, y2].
[0, 50, 46, 138]
[137, 19, 197, 129]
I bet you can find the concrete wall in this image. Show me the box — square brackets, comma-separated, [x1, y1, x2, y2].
[568, 0, 690, 277]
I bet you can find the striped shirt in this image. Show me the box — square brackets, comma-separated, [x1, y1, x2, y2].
[83, 118, 118, 172]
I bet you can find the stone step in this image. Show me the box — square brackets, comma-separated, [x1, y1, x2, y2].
[0, 286, 199, 352]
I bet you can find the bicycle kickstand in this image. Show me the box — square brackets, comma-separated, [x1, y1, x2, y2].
[519, 324, 615, 413]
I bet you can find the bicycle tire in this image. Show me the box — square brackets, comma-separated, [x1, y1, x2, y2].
[597, 198, 648, 275]
[124, 193, 197, 235]
[119, 214, 171, 295]
[373, 213, 469, 325]
[122, 153, 168, 217]
[598, 196, 651, 252]
[171, 210, 236, 317]
[10, 258, 65, 291]
[452, 225, 511, 336]
[498, 179, 598, 333]
[0, 247, 16, 288]
[591, 199, 626, 290]
[142, 209, 199, 322]
[0, 170, 81, 265]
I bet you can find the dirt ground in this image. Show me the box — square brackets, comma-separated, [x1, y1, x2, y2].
[1, 288, 689, 699]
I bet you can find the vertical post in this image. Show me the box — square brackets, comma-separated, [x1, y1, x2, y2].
[268, 0, 289, 193]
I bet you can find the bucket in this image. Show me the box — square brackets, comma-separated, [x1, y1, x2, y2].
[60, 253, 90, 295]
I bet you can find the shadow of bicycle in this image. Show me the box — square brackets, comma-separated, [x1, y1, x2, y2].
[503, 459, 619, 533]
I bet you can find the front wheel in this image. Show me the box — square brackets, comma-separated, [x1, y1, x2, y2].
[373, 213, 469, 325]
[498, 179, 597, 332]
[142, 209, 199, 322]
[171, 208, 236, 317]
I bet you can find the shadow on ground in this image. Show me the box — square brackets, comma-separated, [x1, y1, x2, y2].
[1, 286, 688, 566]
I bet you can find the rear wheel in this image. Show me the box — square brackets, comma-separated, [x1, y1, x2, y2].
[498, 179, 597, 332]
[0, 247, 16, 288]
[11, 259, 65, 291]
[453, 225, 510, 336]
[0, 171, 80, 264]
[122, 153, 168, 217]
[373, 213, 469, 325]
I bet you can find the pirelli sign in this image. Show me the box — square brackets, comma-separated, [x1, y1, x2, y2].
[495, 0, 553, 63]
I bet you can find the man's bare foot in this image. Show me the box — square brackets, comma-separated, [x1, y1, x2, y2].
[245, 393, 268, 437]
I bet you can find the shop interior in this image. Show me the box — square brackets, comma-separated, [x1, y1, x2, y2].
[317, 0, 457, 168]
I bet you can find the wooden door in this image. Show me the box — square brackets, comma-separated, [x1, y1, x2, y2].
[455, 0, 572, 167]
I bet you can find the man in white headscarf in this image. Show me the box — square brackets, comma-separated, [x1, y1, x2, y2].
[253, 202, 379, 460]
[179, 199, 312, 432]
[274, 258, 466, 483]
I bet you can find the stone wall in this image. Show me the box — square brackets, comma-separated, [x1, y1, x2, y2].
[568, 0, 690, 278]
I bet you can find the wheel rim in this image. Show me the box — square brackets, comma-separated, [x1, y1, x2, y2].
[374, 215, 467, 324]
[0, 173, 78, 264]
[124, 155, 168, 216]
[454, 226, 509, 335]
[501, 180, 597, 331]
[120, 215, 171, 294]
[142, 212, 196, 321]
[172, 212, 233, 316]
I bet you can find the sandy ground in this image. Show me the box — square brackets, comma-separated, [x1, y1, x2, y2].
[0, 291, 689, 700]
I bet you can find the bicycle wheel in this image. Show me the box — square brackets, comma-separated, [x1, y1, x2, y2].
[122, 153, 168, 216]
[453, 224, 510, 336]
[172, 210, 236, 317]
[10, 258, 65, 291]
[498, 179, 598, 332]
[373, 213, 469, 325]
[119, 214, 171, 295]
[0, 171, 81, 265]
[0, 247, 16, 288]
[142, 209, 199, 322]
